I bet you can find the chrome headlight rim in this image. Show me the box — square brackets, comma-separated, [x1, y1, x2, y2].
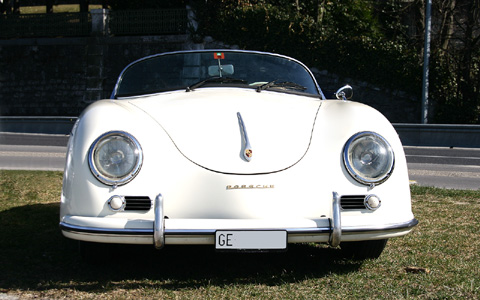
[343, 131, 395, 186]
[88, 131, 143, 186]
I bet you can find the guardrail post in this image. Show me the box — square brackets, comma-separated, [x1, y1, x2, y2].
[91, 9, 109, 36]
[84, 36, 106, 103]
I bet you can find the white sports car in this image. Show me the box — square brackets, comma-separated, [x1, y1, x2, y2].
[60, 50, 417, 259]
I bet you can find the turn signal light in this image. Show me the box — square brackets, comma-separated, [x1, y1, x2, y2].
[364, 195, 381, 210]
[108, 195, 126, 211]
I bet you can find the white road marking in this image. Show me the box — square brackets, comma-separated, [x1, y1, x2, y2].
[0, 151, 65, 158]
[408, 169, 480, 179]
[406, 154, 480, 160]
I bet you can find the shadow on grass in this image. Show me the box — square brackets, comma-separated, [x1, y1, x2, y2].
[0, 203, 363, 293]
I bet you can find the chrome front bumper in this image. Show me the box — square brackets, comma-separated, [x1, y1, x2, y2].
[60, 192, 418, 247]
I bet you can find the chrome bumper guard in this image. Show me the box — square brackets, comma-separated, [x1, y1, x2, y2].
[329, 192, 342, 247]
[154, 194, 165, 249]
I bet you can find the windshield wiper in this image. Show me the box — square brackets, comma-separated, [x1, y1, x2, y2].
[186, 77, 248, 92]
[256, 80, 307, 93]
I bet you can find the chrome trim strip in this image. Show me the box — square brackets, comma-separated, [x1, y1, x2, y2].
[60, 219, 418, 238]
[342, 218, 419, 234]
[154, 194, 165, 249]
[237, 112, 253, 162]
[59, 224, 332, 236]
[166, 227, 333, 235]
[330, 192, 342, 247]
[60, 222, 153, 235]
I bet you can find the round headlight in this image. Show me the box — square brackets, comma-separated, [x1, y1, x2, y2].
[89, 131, 143, 186]
[343, 132, 394, 185]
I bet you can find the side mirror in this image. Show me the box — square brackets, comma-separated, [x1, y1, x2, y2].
[335, 85, 353, 100]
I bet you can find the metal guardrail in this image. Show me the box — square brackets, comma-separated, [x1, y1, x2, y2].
[1, 117, 479, 148]
[393, 123, 480, 148]
[0, 117, 77, 135]
[0, 12, 90, 38]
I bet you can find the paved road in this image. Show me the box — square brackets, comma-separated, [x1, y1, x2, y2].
[405, 146, 480, 190]
[0, 133, 68, 171]
[0, 144, 66, 171]
[1, 133, 479, 190]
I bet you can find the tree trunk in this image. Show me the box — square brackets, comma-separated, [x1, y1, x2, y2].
[316, 0, 325, 23]
[46, 0, 53, 13]
[80, 0, 89, 13]
[3, 0, 11, 14]
[456, 0, 480, 122]
[438, 0, 456, 52]
[12, 0, 20, 14]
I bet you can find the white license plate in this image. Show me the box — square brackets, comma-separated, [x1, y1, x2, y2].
[215, 230, 287, 250]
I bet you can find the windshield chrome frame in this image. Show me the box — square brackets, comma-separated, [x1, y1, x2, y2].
[110, 49, 326, 100]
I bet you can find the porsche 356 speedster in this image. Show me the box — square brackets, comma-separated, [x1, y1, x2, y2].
[60, 50, 417, 259]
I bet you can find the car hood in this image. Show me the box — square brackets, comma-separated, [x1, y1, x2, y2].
[127, 88, 321, 174]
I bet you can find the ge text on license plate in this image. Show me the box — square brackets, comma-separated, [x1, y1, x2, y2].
[215, 230, 287, 250]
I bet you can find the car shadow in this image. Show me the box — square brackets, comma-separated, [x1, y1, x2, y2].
[0, 203, 363, 293]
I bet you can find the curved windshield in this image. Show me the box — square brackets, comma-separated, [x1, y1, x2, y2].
[113, 51, 320, 98]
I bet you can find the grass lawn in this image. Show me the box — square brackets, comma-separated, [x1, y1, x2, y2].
[0, 170, 479, 299]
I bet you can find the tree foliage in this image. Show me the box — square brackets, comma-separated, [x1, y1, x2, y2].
[194, 0, 479, 124]
[109, 0, 185, 11]
[195, 0, 420, 101]
[376, 0, 480, 124]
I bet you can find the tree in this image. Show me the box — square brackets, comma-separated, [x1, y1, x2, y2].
[429, 0, 480, 123]
[196, 0, 419, 92]
[195, 0, 479, 123]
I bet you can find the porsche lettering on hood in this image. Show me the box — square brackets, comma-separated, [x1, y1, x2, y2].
[227, 185, 275, 190]
[129, 88, 321, 174]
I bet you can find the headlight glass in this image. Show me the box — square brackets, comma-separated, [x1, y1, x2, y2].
[89, 131, 142, 186]
[343, 132, 394, 185]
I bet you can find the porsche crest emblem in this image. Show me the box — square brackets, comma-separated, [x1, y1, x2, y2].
[245, 149, 253, 158]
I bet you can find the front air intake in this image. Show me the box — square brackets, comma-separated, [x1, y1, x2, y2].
[340, 195, 367, 210]
[124, 196, 152, 211]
